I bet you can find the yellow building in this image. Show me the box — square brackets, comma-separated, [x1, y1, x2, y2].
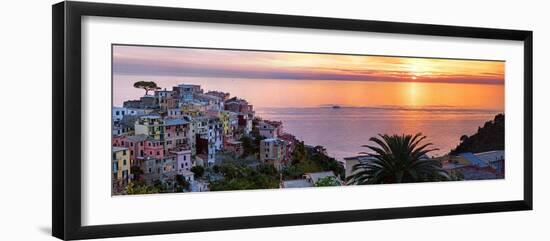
[112, 146, 131, 187]
[218, 111, 231, 136]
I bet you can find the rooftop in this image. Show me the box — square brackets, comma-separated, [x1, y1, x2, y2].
[180, 170, 195, 176]
[305, 171, 336, 184]
[178, 83, 201, 87]
[126, 134, 148, 142]
[459, 152, 489, 168]
[262, 138, 285, 144]
[170, 148, 192, 154]
[139, 114, 161, 119]
[474, 150, 505, 163]
[259, 120, 282, 128]
[164, 118, 188, 126]
[226, 140, 243, 145]
[442, 162, 467, 170]
[281, 179, 313, 188]
[460, 166, 499, 180]
[112, 146, 128, 152]
[344, 155, 377, 163]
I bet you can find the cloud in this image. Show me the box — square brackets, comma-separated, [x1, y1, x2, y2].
[112, 45, 504, 85]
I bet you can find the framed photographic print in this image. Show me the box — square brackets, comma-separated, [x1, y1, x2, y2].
[52, 1, 533, 240]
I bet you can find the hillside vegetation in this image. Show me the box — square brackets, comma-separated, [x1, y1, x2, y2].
[450, 113, 504, 154]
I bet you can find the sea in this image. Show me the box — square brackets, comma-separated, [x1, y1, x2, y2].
[113, 76, 504, 160]
[256, 106, 501, 160]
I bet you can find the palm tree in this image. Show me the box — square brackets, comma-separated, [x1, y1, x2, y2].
[347, 133, 449, 185]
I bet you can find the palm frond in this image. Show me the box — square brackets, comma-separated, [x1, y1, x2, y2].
[348, 132, 446, 185]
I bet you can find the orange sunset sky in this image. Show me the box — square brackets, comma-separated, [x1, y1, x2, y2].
[113, 45, 505, 109]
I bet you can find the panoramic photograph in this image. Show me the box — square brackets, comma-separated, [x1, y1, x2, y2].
[111, 44, 505, 195]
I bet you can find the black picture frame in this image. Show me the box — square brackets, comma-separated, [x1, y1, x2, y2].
[52, 1, 533, 240]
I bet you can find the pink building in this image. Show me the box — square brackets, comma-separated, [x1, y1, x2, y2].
[164, 119, 189, 151]
[144, 139, 165, 159]
[171, 149, 192, 175]
[124, 134, 148, 166]
[112, 134, 148, 166]
[112, 135, 126, 147]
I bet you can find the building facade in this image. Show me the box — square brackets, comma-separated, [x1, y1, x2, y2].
[260, 138, 288, 170]
[112, 147, 131, 189]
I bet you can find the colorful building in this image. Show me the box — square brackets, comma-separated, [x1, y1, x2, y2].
[143, 138, 165, 159]
[224, 97, 254, 114]
[258, 120, 283, 139]
[112, 147, 131, 189]
[173, 84, 203, 102]
[154, 89, 179, 111]
[139, 156, 176, 185]
[440, 150, 505, 180]
[112, 107, 146, 122]
[194, 116, 221, 166]
[171, 149, 192, 174]
[164, 118, 190, 151]
[260, 138, 288, 170]
[224, 139, 244, 157]
[134, 115, 165, 141]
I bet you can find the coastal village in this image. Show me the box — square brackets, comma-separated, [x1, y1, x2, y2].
[112, 82, 505, 195]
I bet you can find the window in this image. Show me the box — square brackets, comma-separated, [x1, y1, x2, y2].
[130, 142, 133, 147]
[157, 151, 160, 155]
[183, 156, 186, 160]
[112, 153, 116, 160]
[115, 111, 119, 115]
[122, 150, 126, 155]
[123, 159, 126, 165]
